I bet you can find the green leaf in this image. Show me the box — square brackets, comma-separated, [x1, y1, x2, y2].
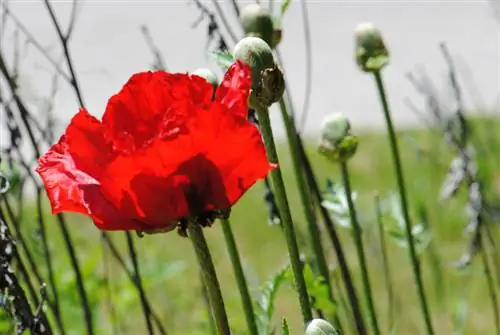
[302, 264, 336, 317]
[322, 179, 358, 229]
[208, 51, 234, 70]
[280, 0, 293, 17]
[281, 317, 290, 335]
[379, 193, 432, 254]
[274, 0, 293, 29]
[255, 264, 291, 335]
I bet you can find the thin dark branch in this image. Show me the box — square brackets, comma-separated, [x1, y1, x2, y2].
[124, 232, 155, 335]
[0, 53, 41, 158]
[0, 207, 53, 334]
[43, 0, 85, 107]
[65, 0, 81, 40]
[228, 0, 241, 25]
[209, 0, 239, 44]
[35, 187, 65, 335]
[56, 215, 94, 335]
[101, 237, 120, 335]
[0, 3, 72, 83]
[140, 25, 167, 71]
[102, 234, 168, 335]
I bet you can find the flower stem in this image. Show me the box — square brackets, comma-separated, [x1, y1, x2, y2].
[124, 232, 154, 335]
[340, 162, 380, 335]
[200, 271, 218, 335]
[255, 107, 313, 324]
[187, 222, 231, 335]
[374, 195, 397, 332]
[479, 229, 500, 335]
[297, 134, 367, 335]
[278, 98, 340, 326]
[373, 70, 434, 335]
[220, 218, 258, 335]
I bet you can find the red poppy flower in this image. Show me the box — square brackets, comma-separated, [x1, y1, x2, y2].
[36, 61, 274, 232]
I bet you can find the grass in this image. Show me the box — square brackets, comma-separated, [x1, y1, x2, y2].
[4, 117, 500, 335]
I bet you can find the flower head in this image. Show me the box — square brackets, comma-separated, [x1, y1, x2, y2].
[191, 68, 219, 90]
[240, 4, 275, 47]
[354, 22, 389, 72]
[36, 61, 274, 233]
[234, 36, 285, 109]
[305, 319, 339, 335]
[318, 113, 358, 163]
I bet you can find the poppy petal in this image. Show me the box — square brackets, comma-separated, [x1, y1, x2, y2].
[36, 137, 142, 231]
[215, 61, 251, 117]
[102, 71, 213, 152]
[99, 134, 196, 228]
[64, 108, 115, 179]
[196, 104, 274, 210]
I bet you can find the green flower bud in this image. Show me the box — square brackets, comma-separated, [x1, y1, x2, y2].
[240, 4, 274, 47]
[319, 113, 358, 163]
[191, 68, 219, 99]
[191, 68, 219, 88]
[354, 22, 389, 72]
[234, 36, 285, 109]
[305, 319, 339, 335]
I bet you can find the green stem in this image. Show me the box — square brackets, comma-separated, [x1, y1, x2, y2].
[278, 98, 339, 326]
[479, 229, 500, 335]
[220, 218, 258, 335]
[340, 162, 380, 335]
[298, 134, 367, 334]
[200, 271, 218, 335]
[188, 222, 231, 335]
[256, 107, 313, 324]
[373, 71, 434, 335]
[374, 195, 397, 332]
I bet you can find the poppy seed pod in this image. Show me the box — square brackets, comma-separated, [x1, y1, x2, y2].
[234, 37, 285, 109]
[318, 113, 358, 163]
[305, 319, 339, 335]
[191, 68, 219, 99]
[240, 4, 275, 47]
[354, 22, 389, 72]
[191, 68, 219, 88]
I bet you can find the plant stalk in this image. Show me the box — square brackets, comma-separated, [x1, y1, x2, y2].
[340, 162, 380, 335]
[278, 98, 339, 326]
[188, 222, 231, 335]
[255, 107, 313, 324]
[220, 218, 258, 335]
[373, 70, 434, 335]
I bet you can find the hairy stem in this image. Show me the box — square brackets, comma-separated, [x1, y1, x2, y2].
[340, 162, 380, 335]
[373, 70, 434, 335]
[255, 107, 313, 324]
[188, 222, 230, 335]
[220, 219, 258, 335]
[278, 98, 339, 326]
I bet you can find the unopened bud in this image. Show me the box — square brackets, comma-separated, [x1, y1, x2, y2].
[305, 319, 339, 335]
[240, 4, 275, 47]
[234, 36, 285, 109]
[191, 68, 219, 99]
[319, 113, 358, 163]
[355, 22, 389, 72]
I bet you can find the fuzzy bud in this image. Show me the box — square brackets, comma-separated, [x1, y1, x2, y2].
[234, 36, 285, 109]
[305, 319, 339, 335]
[354, 22, 389, 72]
[319, 113, 358, 163]
[191, 68, 219, 99]
[240, 4, 275, 47]
[191, 68, 219, 88]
